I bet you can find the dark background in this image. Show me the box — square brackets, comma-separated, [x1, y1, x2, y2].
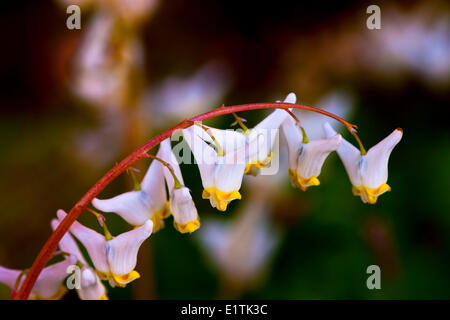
[0, 0, 449, 299]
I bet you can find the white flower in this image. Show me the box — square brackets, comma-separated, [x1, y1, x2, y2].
[92, 145, 169, 232]
[159, 138, 200, 233]
[323, 122, 403, 204]
[182, 93, 296, 211]
[51, 217, 107, 300]
[0, 258, 75, 300]
[282, 117, 341, 191]
[57, 210, 153, 287]
[182, 124, 247, 211]
[244, 92, 297, 176]
[169, 187, 200, 233]
[94, 137, 199, 234]
[78, 268, 107, 300]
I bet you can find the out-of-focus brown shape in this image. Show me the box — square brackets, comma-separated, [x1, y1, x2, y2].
[363, 214, 400, 280]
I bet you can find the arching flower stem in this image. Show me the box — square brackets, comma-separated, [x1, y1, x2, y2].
[14, 101, 356, 300]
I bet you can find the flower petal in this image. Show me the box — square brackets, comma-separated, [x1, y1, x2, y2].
[92, 191, 151, 226]
[363, 128, 403, 188]
[0, 266, 21, 289]
[31, 259, 73, 300]
[248, 93, 295, 165]
[214, 161, 246, 194]
[296, 134, 341, 180]
[170, 187, 200, 233]
[78, 267, 107, 300]
[51, 218, 87, 265]
[106, 220, 153, 278]
[57, 210, 109, 274]
[281, 116, 303, 170]
[323, 122, 362, 186]
[206, 127, 247, 154]
[140, 155, 167, 212]
[158, 138, 184, 191]
[182, 125, 216, 189]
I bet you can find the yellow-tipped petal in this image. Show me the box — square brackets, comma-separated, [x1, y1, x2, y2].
[173, 218, 200, 233]
[150, 215, 164, 233]
[289, 169, 320, 191]
[133, 202, 171, 233]
[158, 201, 171, 219]
[111, 270, 140, 287]
[244, 163, 253, 174]
[352, 183, 391, 204]
[245, 152, 273, 175]
[97, 293, 109, 300]
[202, 187, 242, 211]
[96, 270, 110, 281]
[202, 187, 242, 201]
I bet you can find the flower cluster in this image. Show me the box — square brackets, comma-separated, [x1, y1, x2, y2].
[1, 92, 402, 299]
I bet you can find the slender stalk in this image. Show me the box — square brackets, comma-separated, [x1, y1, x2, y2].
[145, 153, 183, 189]
[231, 112, 250, 135]
[14, 102, 355, 299]
[194, 122, 225, 156]
[300, 126, 310, 144]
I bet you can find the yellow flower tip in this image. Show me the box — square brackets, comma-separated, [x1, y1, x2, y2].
[150, 215, 164, 233]
[216, 200, 229, 212]
[203, 187, 241, 201]
[289, 169, 320, 191]
[98, 293, 109, 300]
[245, 153, 273, 175]
[112, 270, 140, 287]
[396, 128, 403, 134]
[203, 187, 241, 211]
[201, 188, 210, 199]
[96, 270, 110, 281]
[174, 218, 200, 233]
[159, 201, 172, 219]
[143, 202, 171, 233]
[352, 183, 391, 204]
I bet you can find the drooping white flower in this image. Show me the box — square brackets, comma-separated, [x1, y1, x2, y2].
[182, 93, 296, 211]
[323, 122, 403, 204]
[57, 210, 153, 287]
[281, 117, 341, 191]
[51, 218, 107, 300]
[159, 138, 200, 233]
[0, 258, 75, 300]
[244, 92, 297, 176]
[92, 145, 169, 232]
[182, 124, 247, 211]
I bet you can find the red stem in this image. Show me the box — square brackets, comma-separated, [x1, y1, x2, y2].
[14, 102, 355, 299]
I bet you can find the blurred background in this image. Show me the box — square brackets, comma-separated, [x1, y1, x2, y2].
[0, 0, 449, 299]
